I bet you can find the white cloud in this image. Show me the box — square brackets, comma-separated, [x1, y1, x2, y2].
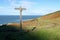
[0, 0, 37, 15]
[0, 0, 60, 15]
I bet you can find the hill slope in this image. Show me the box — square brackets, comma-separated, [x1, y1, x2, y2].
[6, 10, 60, 40]
[40, 10, 60, 19]
[22, 10, 60, 28]
[8, 10, 60, 30]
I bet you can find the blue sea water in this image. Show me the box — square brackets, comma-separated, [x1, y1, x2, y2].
[0, 15, 41, 24]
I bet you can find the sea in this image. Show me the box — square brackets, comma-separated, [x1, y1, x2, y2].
[0, 15, 41, 24]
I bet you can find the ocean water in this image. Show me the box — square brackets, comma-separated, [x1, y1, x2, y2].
[0, 15, 40, 24]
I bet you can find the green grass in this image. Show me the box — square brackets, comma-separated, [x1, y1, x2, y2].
[0, 17, 60, 40]
[25, 17, 60, 40]
[0, 24, 60, 40]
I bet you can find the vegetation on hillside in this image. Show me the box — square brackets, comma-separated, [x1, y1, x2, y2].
[0, 11, 60, 40]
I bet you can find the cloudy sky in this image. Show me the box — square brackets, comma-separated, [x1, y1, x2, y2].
[0, 0, 60, 15]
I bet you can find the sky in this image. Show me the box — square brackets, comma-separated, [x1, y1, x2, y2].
[0, 0, 60, 15]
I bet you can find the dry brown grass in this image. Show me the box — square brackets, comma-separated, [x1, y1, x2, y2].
[40, 11, 60, 20]
[7, 10, 60, 31]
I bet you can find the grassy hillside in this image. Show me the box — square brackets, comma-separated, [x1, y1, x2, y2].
[29, 10, 60, 40]
[0, 10, 60, 40]
[40, 10, 60, 19]
[22, 10, 60, 40]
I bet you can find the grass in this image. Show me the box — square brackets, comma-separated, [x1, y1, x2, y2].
[24, 16, 60, 40]
[0, 20, 60, 40]
[2, 21, 60, 40]
[0, 11, 60, 40]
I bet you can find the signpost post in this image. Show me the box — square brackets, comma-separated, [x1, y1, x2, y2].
[15, 6, 26, 32]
